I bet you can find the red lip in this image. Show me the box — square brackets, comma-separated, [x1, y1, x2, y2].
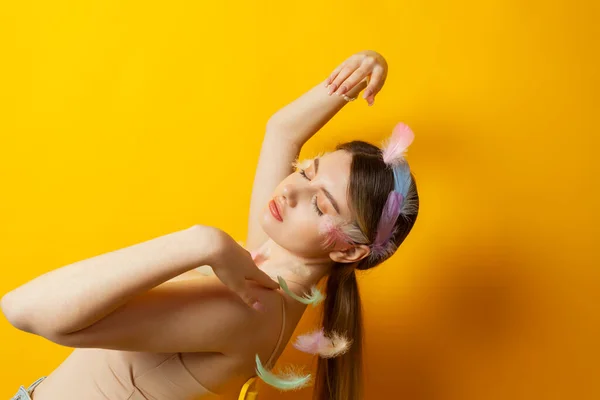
[269, 199, 283, 221]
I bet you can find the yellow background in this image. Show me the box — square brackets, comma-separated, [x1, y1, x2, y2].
[1, 0, 598, 398]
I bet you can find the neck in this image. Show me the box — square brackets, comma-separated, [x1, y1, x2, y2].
[256, 238, 333, 293]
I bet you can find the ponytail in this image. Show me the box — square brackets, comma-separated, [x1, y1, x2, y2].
[314, 265, 364, 400]
[252, 264, 365, 398]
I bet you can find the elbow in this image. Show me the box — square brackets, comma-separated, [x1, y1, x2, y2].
[266, 115, 289, 134]
[1, 292, 59, 339]
[265, 119, 279, 136]
[266, 115, 279, 129]
[264, 123, 302, 150]
[1, 291, 33, 333]
[1, 291, 21, 327]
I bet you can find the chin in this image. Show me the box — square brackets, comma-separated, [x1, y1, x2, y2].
[259, 205, 283, 238]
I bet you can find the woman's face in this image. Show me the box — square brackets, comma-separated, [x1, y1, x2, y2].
[259, 150, 355, 258]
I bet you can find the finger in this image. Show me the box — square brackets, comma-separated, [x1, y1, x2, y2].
[366, 94, 375, 106]
[242, 293, 260, 309]
[239, 285, 266, 312]
[328, 63, 359, 95]
[362, 65, 385, 101]
[325, 63, 345, 87]
[249, 268, 280, 290]
[333, 67, 370, 96]
[251, 300, 266, 312]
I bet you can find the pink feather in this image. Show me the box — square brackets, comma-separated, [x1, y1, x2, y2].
[250, 242, 271, 266]
[381, 122, 415, 165]
[293, 328, 351, 358]
[319, 215, 353, 249]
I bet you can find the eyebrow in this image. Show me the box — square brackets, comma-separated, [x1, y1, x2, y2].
[314, 157, 341, 214]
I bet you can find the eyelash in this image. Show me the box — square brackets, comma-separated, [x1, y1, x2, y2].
[299, 169, 324, 216]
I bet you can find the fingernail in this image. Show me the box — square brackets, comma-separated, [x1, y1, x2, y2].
[252, 301, 266, 312]
[328, 84, 337, 95]
[363, 91, 370, 99]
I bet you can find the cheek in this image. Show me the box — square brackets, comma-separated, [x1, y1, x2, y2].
[285, 227, 325, 256]
[267, 211, 326, 253]
[291, 217, 322, 244]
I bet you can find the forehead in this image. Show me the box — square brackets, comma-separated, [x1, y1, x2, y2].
[317, 150, 353, 176]
[294, 150, 352, 171]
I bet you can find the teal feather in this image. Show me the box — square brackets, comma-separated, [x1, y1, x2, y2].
[277, 276, 324, 307]
[255, 354, 312, 391]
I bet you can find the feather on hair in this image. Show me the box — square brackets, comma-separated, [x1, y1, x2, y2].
[373, 191, 403, 247]
[319, 214, 369, 249]
[319, 215, 352, 249]
[381, 122, 415, 166]
[293, 328, 351, 358]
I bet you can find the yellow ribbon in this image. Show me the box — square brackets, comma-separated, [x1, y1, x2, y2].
[238, 376, 259, 400]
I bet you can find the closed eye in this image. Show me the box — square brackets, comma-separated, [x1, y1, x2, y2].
[299, 169, 324, 216]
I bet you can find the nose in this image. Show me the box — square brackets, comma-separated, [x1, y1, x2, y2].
[281, 184, 297, 207]
[282, 182, 314, 207]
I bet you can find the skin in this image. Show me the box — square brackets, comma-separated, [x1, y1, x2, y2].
[243, 49, 389, 301]
[1, 50, 389, 399]
[255, 150, 372, 293]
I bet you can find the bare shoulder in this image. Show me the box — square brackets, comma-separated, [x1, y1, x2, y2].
[229, 281, 287, 355]
[180, 279, 290, 389]
[161, 274, 288, 358]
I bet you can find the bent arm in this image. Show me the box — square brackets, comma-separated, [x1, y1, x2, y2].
[266, 77, 368, 146]
[246, 77, 368, 249]
[1, 225, 219, 337]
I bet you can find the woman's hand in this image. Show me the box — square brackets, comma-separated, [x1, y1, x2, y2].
[325, 50, 388, 106]
[208, 229, 280, 310]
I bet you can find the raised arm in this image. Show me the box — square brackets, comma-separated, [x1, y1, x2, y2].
[246, 50, 388, 250]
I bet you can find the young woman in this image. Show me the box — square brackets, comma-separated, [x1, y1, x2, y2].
[3, 49, 420, 400]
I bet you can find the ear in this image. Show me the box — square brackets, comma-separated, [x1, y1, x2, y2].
[328, 244, 371, 264]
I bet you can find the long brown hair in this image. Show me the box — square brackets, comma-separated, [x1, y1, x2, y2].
[313, 140, 420, 400]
